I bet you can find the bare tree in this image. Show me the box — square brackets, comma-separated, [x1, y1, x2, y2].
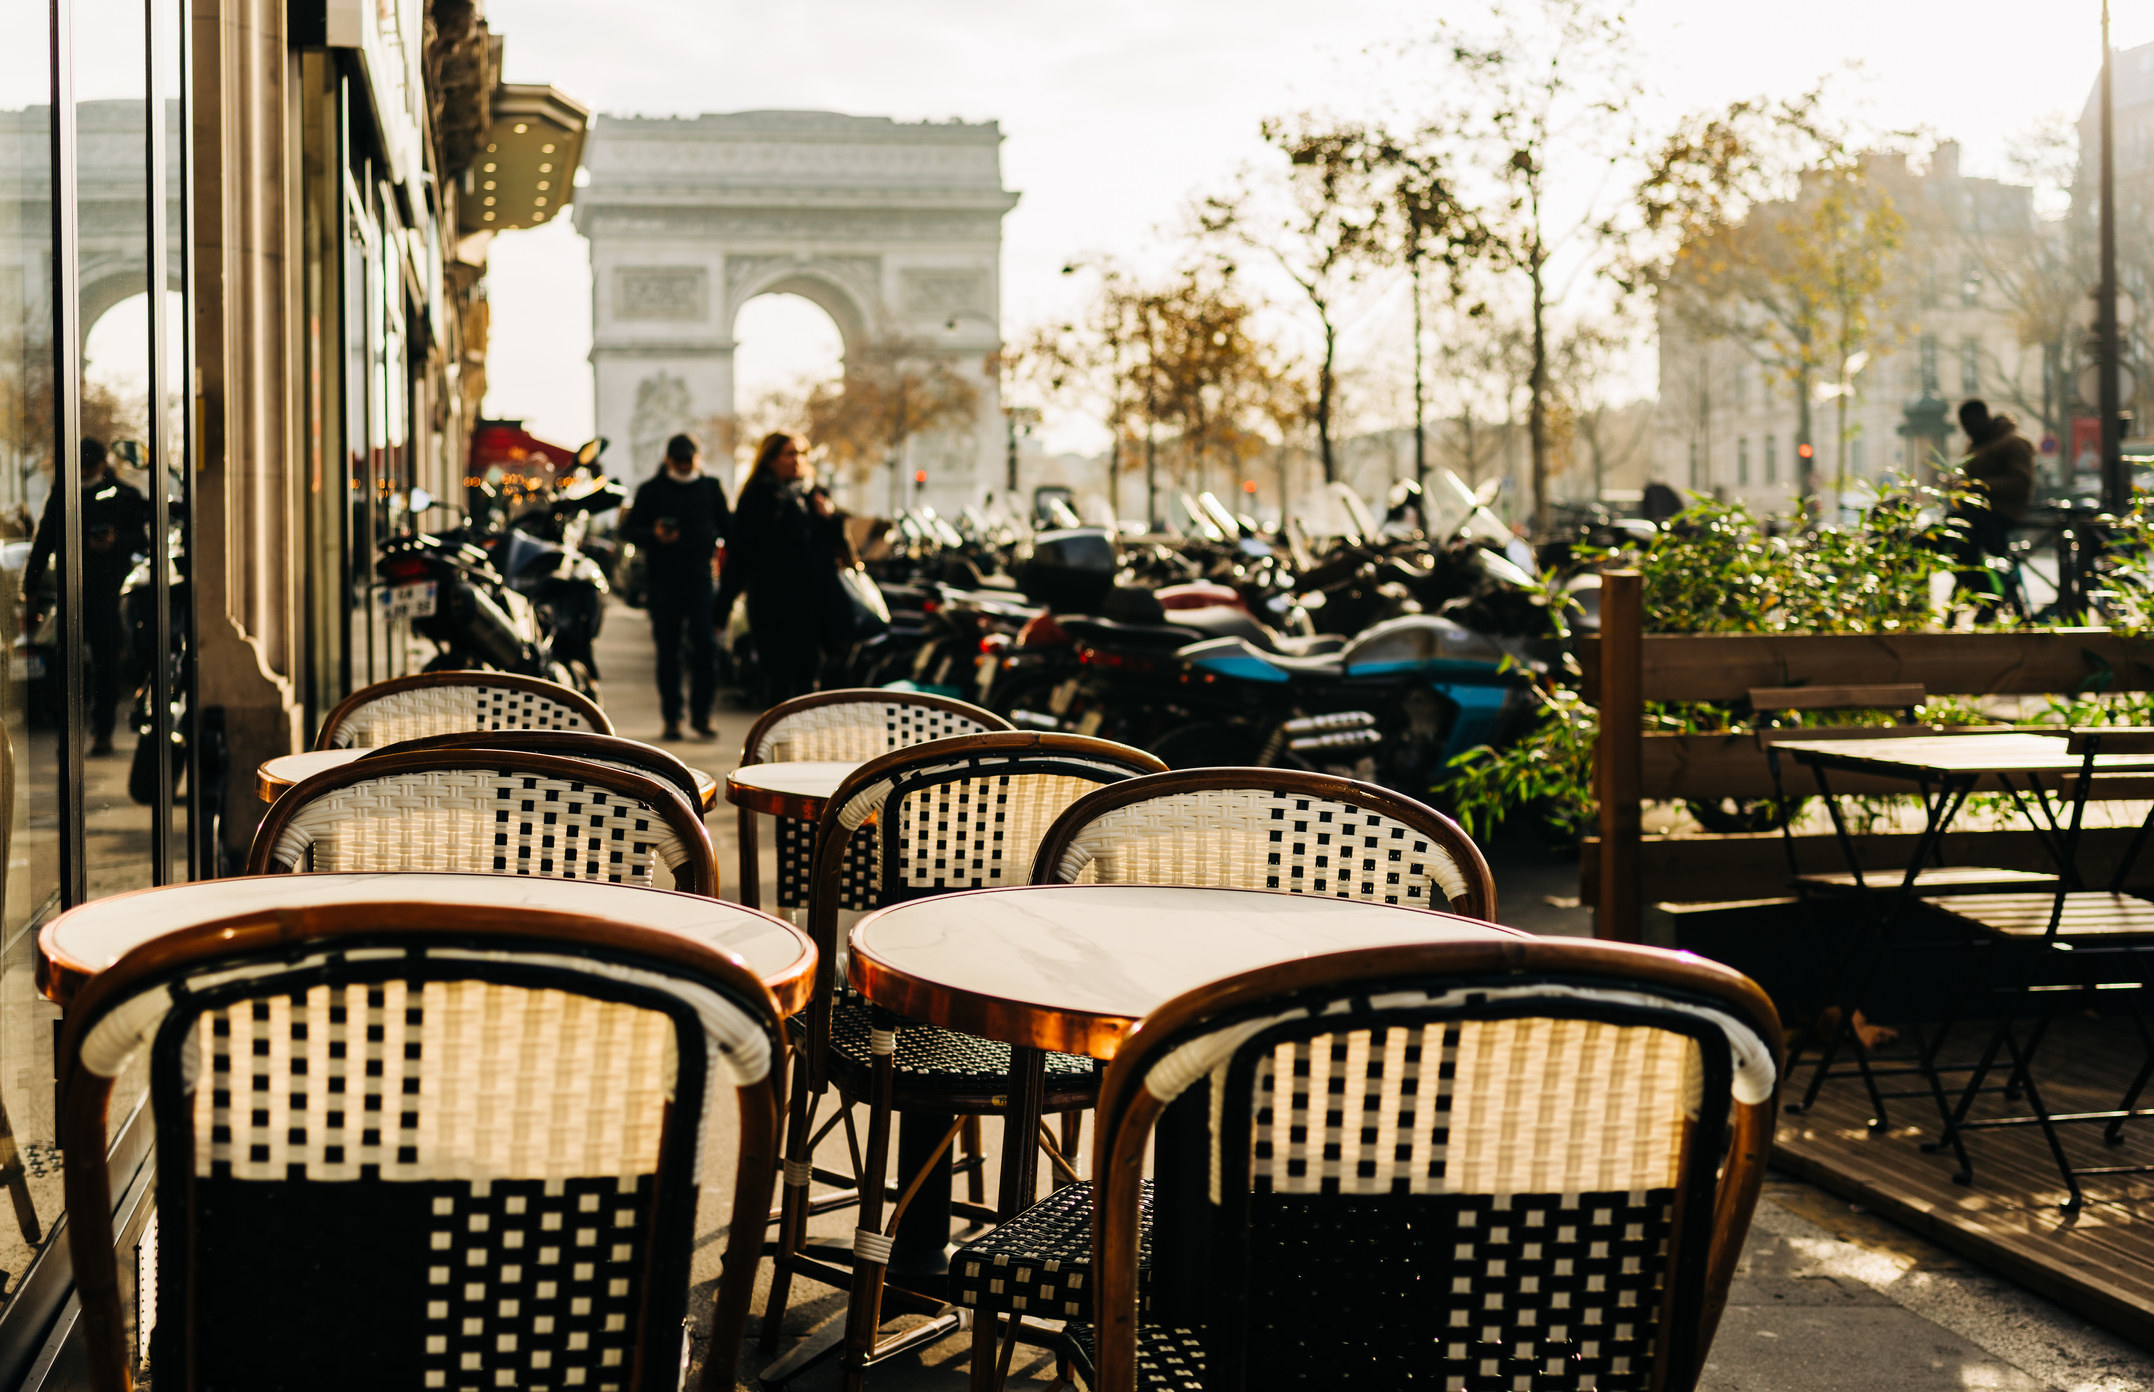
[1422, 0, 1642, 536]
[1201, 120, 1392, 484]
[805, 338, 979, 512]
[1627, 89, 1913, 512]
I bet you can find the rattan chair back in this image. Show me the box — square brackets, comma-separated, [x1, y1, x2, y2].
[1087, 938, 1782, 1392]
[370, 729, 703, 808]
[314, 671, 612, 750]
[801, 733, 1165, 1069]
[247, 750, 719, 896]
[56, 891, 785, 1392]
[733, 689, 1012, 911]
[1030, 768, 1497, 920]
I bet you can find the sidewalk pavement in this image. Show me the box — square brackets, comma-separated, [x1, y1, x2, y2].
[595, 600, 2154, 1391]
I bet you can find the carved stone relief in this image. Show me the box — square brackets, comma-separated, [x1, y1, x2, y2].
[899, 269, 988, 317]
[629, 371, 695, 468]
[615, 266, 708, 321]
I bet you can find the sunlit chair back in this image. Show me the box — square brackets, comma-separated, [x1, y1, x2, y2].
[1087, 938, 1782, 1392]
[247, 750, 718, 896]
[56, 893, 785, 1392]
[733, 688, 1011, 910]
[1031, 767, 1497, 920]
[314, 671, 611, 750]
[370, 729, 704, 808]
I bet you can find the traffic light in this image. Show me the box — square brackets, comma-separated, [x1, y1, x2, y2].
[1242, 480, 1257, 494]
[1797, 442, 1813, 460]
[913, 470, 926, 485]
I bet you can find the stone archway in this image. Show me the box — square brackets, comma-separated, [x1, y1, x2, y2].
[574, 110, 1018, 510]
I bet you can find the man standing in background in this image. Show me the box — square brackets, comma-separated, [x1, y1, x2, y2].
[623, 432, 730, 740]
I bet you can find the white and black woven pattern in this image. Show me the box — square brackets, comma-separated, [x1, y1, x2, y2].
[328, 685, 601, 749]
[750, 700, 1000, 763]
[827, 998, 1095, 1097]
[892, 772, 1103, 893]
[422, 1175, 653, 1391]
[193, 980, 673, 1183]
[1053, 788, 1471, 909]
[952, 1180, 1154, 1319]
[1238, 1188, 1675, 1389]
[1245, 1020, 1693, 1198]
[267, 769, 691, 887]
[774, 814, 880, 912]
[1062, 1324, 1205, 1392]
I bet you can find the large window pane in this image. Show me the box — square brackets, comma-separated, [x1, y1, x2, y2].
[72, 0, 156, 901]
[0, 0, 65, 1288]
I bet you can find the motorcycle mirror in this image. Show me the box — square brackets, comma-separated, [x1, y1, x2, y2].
[1474, 477, 1501, 508]
[576, 437, 607, 469]
[408, 487, 436, 514]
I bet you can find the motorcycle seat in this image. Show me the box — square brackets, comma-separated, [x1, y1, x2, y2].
[1272, 632, 1346, 657]
[1059, 615, 1204, 650]
[1176, 636, 1345, 681]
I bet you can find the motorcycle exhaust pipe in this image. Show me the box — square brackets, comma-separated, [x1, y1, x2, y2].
[1282, 711, 1378, 734]
[1288, 727, 1385, 754]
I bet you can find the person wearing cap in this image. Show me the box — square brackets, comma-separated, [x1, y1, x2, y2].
[622, 432, 731, 740]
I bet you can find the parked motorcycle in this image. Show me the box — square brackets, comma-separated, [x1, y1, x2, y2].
[376, 488, 583, 691]
[489, 440, 622, 694]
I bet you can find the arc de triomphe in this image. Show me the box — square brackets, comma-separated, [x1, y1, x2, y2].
[574, 111, 1018, 513]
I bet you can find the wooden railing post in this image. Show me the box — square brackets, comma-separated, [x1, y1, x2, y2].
[1597, 570, 1643, 941]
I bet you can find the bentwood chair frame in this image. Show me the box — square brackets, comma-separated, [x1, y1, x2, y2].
[56, 891, 786, 1392]
[368, 729, 707, 809]
[762, 732, 1165, 1387]
[313, 671, 612, 750]
[246, 750, 720, 897]
[952, 767, 1495, 1387]
[732, 689, 1011, 910]
[1083, 938, 1782, 1392]
[1032, 767, 1496, 920]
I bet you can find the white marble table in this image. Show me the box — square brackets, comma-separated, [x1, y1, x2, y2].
[40, 871, 814, 1016]
[849, 882, 1526, 1060]
[724, 760, 864, 822]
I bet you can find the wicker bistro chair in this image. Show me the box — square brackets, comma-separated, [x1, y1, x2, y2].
[761, 732, 1167, 1385]
[56, 890, 787, 1392]
[247, 751, 720, 897]
[733, 689, 1011, 911]
[1074, 937, 1782, 1392]
[314, 671, 612, 750]
[949, 769, 1496, 1382]
[369, 730, 706, 810]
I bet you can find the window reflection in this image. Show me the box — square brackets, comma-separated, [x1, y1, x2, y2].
[0, 0, 66, 1293]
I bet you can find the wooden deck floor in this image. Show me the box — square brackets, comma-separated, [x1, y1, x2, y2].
[1772, 1013, 2154, 1347]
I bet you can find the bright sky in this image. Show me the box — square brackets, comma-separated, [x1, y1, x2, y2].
[481, 0, 2154, 455]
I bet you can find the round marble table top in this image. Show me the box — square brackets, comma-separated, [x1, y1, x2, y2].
[849, 883, 1525, 1059]
[725, 761, 864, 820]
[258, 747, 719, 810]
[39, 872, 813, 1016]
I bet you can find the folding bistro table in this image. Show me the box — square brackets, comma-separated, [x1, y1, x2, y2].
[1774, 729, 2154, 1205]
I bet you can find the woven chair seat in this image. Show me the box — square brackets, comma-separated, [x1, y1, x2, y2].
[952, 1180, 1153, 1319]
[1061, 1321, 1205, 1392]
[825, 997, 1098, 1109]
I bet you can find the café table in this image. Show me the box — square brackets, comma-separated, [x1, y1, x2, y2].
[258, 746, 721, 810]
[847, 882, 1528, 1270]
[39, 871, 815, 1018]
[724, 760, 863, 823]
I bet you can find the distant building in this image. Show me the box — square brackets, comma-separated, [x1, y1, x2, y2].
[1655, 143, 2046, 517]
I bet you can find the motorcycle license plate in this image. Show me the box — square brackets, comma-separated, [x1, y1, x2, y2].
[1049, 678, 1080, 716]
[385, 581, 438, 620]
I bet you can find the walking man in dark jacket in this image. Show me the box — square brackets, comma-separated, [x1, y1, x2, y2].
[622, 432, 730, 740]
[24, 438, 151, 755]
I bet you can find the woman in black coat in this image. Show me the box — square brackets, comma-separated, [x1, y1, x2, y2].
[721, 432, 849, 701]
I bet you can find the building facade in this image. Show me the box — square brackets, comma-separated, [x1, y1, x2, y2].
[0, 0, 581, 1375]
[1655, 145, 2053, 517]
